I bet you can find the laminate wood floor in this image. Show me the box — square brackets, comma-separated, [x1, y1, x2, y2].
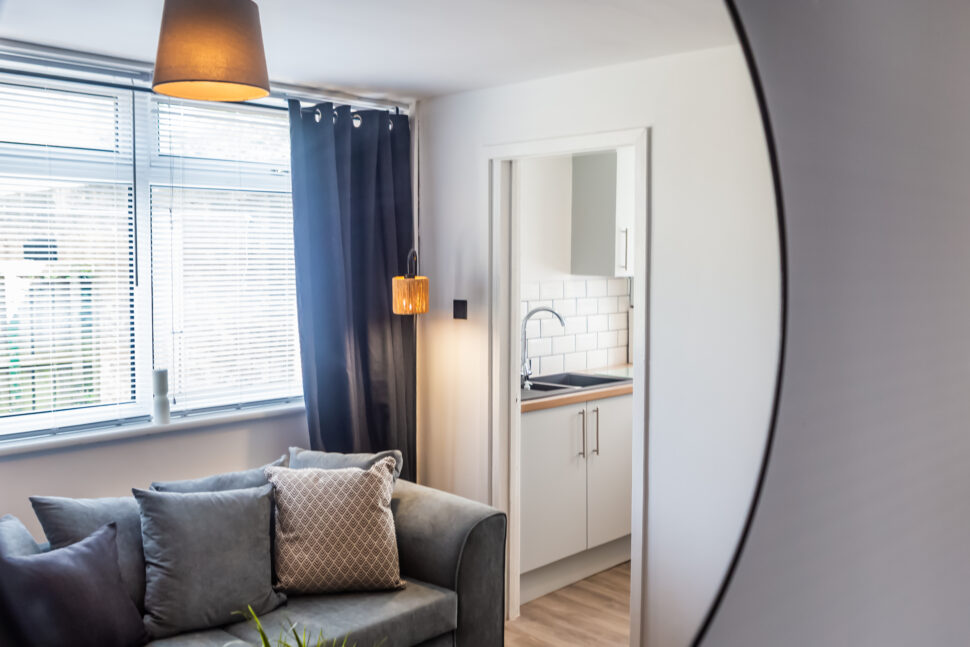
[505, 562, 631, 646]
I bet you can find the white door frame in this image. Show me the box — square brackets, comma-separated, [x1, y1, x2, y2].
[485, 127, 651, 643]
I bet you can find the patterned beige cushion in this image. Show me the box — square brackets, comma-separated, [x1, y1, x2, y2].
[265, 457, 405, 594]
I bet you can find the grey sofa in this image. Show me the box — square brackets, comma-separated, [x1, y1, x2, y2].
[4, 480, 507, 647]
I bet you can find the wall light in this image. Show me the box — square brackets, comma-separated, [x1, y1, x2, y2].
[152, 0, 270, 102]
[393, 249, 429, 315]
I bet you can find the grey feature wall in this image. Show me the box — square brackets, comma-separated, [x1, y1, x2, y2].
[700, 1, 970, 645]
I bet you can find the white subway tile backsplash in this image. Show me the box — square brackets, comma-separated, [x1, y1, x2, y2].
[586, 279, 607, 297]
[540, 355, 564, 375]
[608, 278, 628, 296]
[575, 333, 597, 351]
[576, 298, 597, 315]
[608, 313, 628, 330]
[552, 299, 576, 317]
[521, 281, 540, 301]
[528, 337, 552, 357]
[540, 317, 566, 337]
[608, 346, 627, 366]
[540, 281, 564, 300]
[565, 280, 587, 298]
[598, 331, 618, 349]
[597, 296, 618, 314]
[522, 277, 631, 376]
[552, 335, 575, 355]
[563, 316, 587, 335]
[587, 349, 608, 369]
[587, 314, 609, 332]
[563, 352, 587, 371]
[526, 319, 541, 339]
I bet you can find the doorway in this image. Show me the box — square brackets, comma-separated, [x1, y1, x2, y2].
[486, 128, 650, 638]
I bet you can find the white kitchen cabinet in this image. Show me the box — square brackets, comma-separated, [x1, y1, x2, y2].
[520, 403, 589, 572]
[569, 147, 635, 278]
[520, 393, 633, 572]
[586, 393, 633, 548]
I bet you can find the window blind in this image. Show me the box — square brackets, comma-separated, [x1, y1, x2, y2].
[0, 78, 138, 435]
[150, 98, 300, 412]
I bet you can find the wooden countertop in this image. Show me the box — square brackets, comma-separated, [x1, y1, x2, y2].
[521, 381, 633, 413]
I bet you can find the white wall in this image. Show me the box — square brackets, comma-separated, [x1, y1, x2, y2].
[0, 410, 309, 539]
[416, 45, 779, 647]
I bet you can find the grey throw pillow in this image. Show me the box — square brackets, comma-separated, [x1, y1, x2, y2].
[134, 485, 285, 638]
[29, 496, 145, 611]
[150, 455, 286, 493]
[288, 447, 403, 480]
[0, 515, 41, 558]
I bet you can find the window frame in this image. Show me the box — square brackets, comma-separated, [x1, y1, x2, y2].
[0, 74, 302, 442]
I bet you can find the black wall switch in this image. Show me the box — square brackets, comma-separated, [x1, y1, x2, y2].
[453, 299, 468, 319]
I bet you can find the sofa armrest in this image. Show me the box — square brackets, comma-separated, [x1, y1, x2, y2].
[392, 479, 507, 647]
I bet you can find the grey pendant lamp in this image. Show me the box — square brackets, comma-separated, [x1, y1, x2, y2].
[152, 0, 270, 102]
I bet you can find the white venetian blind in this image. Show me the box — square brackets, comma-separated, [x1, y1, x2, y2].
[151, 98, 300, 411]
[0, 79, 137, 434]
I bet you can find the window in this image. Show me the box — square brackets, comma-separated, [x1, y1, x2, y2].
[0, 75, 300, 439]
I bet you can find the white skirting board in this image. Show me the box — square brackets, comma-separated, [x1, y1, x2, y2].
[520, 535, 631, 604]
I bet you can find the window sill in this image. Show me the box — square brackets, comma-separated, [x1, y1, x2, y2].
[0, 401, 306, 459]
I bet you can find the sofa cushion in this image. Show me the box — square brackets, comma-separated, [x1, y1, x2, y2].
[223, 578, 457, 647]
[146, 628, 240, 647]
[266, 458, 405, 594]
[150, 455, 286, 493]
[30, 495, 146, 611]
[134, 485, 285, 638]
[0, 514, 41, 557]
[289, 446, 404, 480]
[0, 523, 149, 647]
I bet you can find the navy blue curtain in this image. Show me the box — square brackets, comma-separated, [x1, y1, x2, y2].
[288, 101, 416, 481]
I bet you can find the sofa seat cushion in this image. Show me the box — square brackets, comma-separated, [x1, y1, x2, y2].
[146, 628, 240, 646]
[222, 577, 457, 647]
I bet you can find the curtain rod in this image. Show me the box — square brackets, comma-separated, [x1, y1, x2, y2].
[0, 38, 411, 112]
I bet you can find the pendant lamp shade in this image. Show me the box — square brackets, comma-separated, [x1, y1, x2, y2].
[152, 0, 270, 102]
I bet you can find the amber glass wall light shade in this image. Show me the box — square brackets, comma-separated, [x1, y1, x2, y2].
[152, 0, 270, 102]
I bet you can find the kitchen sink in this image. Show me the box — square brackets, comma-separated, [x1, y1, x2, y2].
[521, 371, 631, 401]
[530, 372, 629, 388]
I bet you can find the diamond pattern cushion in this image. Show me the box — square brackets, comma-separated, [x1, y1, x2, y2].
[266, 457, 405, 593]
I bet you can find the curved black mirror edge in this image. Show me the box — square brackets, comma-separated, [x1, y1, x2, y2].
[689, 1, 789, 645]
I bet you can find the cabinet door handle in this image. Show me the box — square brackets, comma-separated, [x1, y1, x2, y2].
[621, 228, 630, 270]
[578, 409, 587, 457]
[593, 406, 601, 455]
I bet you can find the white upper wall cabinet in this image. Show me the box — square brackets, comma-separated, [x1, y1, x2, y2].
[570, 147, 635, 278]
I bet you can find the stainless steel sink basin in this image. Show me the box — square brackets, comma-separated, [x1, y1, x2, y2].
[521, 372, 631, 402]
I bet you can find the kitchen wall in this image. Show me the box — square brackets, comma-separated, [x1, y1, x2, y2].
[416, 44, 779, 647]
[0, 409, 309, 539]
[517, 154, 631, 376]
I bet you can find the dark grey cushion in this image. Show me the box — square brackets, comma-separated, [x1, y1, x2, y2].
[289, 446, 403, 480]
[222, 578, 457, 647]
[134, 485, 285, 638]
[0, 514, 41, 557]
[150, 455, 286, 493]
[30, 495, 146, 610]
[0, 523, 149, 647]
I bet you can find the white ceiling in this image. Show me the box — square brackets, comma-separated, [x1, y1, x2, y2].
[0, 0, 736, 101]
